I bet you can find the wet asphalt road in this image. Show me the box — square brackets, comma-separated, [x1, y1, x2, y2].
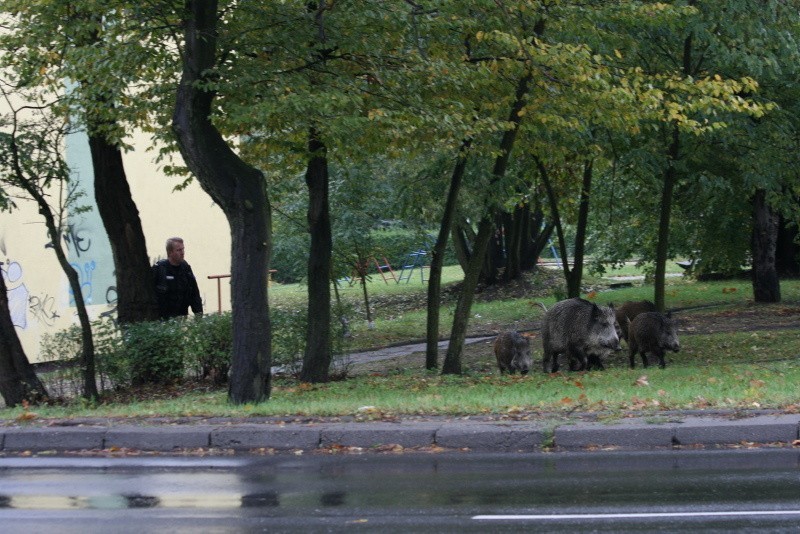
[1, 449, 799, 533]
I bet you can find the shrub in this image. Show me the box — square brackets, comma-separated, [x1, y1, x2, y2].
[38, 325, 84, 399]
[184, 313, 232, 385]
[93, 317, 128, 390]
[271, 307, 307, 373]
[122, 319, 184, 386]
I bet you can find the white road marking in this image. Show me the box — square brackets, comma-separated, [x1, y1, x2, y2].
[474, 510, 800, 520]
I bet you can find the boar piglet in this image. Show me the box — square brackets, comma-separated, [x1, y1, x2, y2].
[628, 311, 680, 369]
[494, 331, 532, 375]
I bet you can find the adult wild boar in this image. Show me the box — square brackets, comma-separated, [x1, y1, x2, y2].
[628, 311, 680, 369]
[541, 298, 621, 373]
[615, 300, 657, 341]
[494, 331, 532, 375]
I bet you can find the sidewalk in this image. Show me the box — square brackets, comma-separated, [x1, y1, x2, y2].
[1, 412, 798, 454]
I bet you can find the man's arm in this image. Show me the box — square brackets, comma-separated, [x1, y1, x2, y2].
[185, 264, 203, 315]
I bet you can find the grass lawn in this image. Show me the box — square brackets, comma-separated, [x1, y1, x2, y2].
[3, 266, 799, 421]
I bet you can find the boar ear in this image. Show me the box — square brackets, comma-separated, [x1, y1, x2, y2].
[666, 311, 672, 318]
[608, 302, 615, 309]
[590, 303, 600, 318]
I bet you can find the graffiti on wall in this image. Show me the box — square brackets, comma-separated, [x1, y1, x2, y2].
[46, 223, 93, 258]
[1, 260, 29, 329]
[68, 259, 96, 306]
[2, 259, 63, 329]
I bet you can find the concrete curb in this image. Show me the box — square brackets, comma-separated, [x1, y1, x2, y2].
[0, 415, 798, 453]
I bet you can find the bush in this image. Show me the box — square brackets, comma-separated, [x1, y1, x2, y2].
[271, 307, 307, 373]
[37, 304, 357, 398]
[184, 313, 232, 385]
[38, 325, 84, 399]
[122, 319, 184, 386]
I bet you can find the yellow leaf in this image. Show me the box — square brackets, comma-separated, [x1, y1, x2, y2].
[614, 49, 623, 59]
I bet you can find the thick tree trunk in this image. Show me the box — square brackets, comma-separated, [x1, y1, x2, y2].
[174, 0, 272, 404]
[300, 129, 332, 382]
[425, 139, 470, 370]
[442, 72, 531, 375]
[88, 133, 159, 324]
[751, 188, 781, 302]
[0, 271, 49, 407]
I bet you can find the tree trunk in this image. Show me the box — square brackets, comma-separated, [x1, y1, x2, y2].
[0, 270, 48, 407]
[537, 156, 573, 292]
[654, 126, 679, 312]
[300, 128, 332, 382]
[522, 194, 552, 271]
[441, 72, 531, 375]
[88, 133, 159, 324]
[174, 0, 272, 404]
[566, 159, 594, 298]
[655, 27, 693, 312]
[751, 188, 781, 303]
[450, 216, 474, 272]
[425, 138, 471, 370]
[504, 208, 523, 281]
[42, 207, 98, 400]
[441, 216, 495, 375]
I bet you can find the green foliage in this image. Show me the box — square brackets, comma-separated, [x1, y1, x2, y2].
[122, 319, 185, 386]
[37, 325, 85, 399]
[270, 307, 307, 372]
[185, 313, 232, 385]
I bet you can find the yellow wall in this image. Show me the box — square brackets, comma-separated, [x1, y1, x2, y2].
[0, 129, 233, 363]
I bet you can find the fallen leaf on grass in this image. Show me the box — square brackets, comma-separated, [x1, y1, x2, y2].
[16, 411, 37, 422]
[634, 375, 649, 387]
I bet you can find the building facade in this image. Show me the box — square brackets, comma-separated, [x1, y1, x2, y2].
[1, 130, 233, 363]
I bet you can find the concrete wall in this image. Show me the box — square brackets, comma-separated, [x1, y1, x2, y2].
[0, 129, 233, 363]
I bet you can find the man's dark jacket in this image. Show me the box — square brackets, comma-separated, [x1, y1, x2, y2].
[152, 259, 203, 319]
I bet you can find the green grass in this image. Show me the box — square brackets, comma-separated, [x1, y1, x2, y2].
[3, 268, 799, 421]
[10, 343, 799, 420]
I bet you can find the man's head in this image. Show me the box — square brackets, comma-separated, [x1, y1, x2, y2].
[166, 237, 185, 266]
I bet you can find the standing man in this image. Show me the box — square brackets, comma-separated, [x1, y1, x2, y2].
[152, 237, 203, 320]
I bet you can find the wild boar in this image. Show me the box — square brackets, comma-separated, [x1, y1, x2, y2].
[494, 331, 532, 375]
[615, 300, 657, 341]
[541, 298, 621, 373]
[628, 311, 680, 369]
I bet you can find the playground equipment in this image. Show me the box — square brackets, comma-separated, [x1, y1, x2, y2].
[397, 248, 428, 284]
